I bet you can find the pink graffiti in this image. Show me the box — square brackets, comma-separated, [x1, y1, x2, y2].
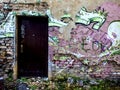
[71, 24, 112, 53]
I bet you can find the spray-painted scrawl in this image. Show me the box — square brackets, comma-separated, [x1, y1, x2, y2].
[0, 1, 120, 80]
[76, 7, 107, 30]
[0, 9, 67, 38]
[107, 21, 120, 46]
[49, 2, 120, 79]
[46, 9, 67, 27]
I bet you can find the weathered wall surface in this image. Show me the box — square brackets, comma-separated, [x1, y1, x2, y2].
[0, 0, 120, 40]
[0, 0, 120, 89]
[1, 0, 120, 18]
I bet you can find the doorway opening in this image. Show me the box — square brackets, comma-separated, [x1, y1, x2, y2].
[16, 16, 48, 78]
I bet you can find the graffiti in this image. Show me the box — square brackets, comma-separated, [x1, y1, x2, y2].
[12, 0, 27, 3]
[76, 7, 107, 30]
[81, 37, 90, 52]
[79, 37, 110, 53]
[49, 36, 59, 44]
[36, 0, 41, 3]
[0, 11, 5, 24]
[0, 12, 15, 37]
[92, 41, 101, 51]
[61, 11, 73, 23]
[0, 1, 119, 80]
[0, 9, 67, 38]
[0, 2, 13, 24]
[46, 9, 67, 27]
[107, 21, 120, 46]
[83, 59, 89, 65]
[71, 25, 112, 53]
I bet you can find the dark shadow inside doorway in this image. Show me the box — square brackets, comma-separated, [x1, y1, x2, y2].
[16, 16, 48, 78]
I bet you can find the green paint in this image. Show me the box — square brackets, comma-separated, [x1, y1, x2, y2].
[61, 14, 71, 18]
[49, 21, 65, 27]
[36, 0, 41, 3]
[47, 9, 67, 27]
[76, 7, 107, 30]
[52, 36, 59, 43]
[0, 12, 5, 20]
[0, 10, 54, 38]
[54, 55, 69, 61]
[76, 17, 90, 25]
[111, 49, 120, 56]
[59, 56, 68, 60]
[83, 59, 89, 65]
[5, 33, 14, 37]
[81, 67, 85, 72]
[81, 37, 90, 52]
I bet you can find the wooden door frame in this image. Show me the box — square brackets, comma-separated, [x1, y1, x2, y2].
[13, 15, 50, 79]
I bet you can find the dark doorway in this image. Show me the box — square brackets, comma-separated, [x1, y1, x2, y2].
[16, 16, 48, 78]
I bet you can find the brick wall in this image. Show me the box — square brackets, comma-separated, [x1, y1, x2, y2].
[0, 38, 14, 78]
[0, 0, 119, 80]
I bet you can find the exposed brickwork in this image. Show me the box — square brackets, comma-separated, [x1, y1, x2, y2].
[0, 38, 14, 78]
[0, 0, 119, 82]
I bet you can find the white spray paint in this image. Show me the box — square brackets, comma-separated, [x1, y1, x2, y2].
[107, 21, 120, 46]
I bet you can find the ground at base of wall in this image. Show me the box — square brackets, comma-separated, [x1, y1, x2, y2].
[2, 74, 120, 90]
